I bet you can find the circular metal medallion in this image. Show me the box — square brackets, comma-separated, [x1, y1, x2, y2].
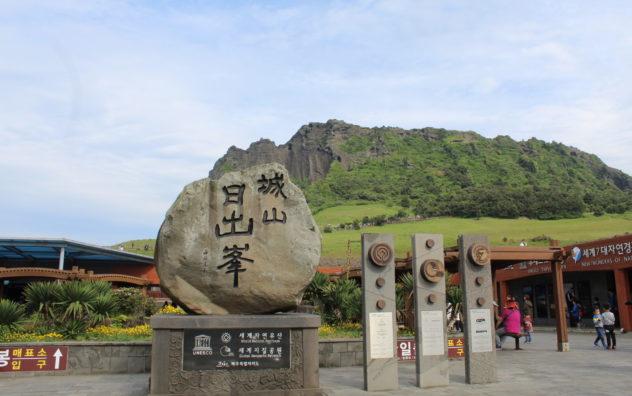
[375, 277, 385, 288]
[469, 244, 491, 266]
[369, 243, 393, 267]
[376, 299, 386, 310]
[421, 259, 444, 283]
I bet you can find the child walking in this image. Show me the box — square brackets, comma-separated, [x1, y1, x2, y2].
[523, 315, 534, 343]
[602, 304, 617, 350]
[592, 307, 607, 350]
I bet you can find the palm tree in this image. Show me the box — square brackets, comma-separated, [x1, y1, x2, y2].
[0, 299, 25, 330]
[396, 273, 415, 329]
[446, 273, 463, 332]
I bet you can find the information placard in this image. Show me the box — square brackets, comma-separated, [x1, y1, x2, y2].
[420, 310, 445, 356]
[183, 329, 290, 370]
[369, 311, 394, 359]
[469, 309, 493, 353]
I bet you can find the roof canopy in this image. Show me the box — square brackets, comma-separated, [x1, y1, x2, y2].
[0, 238, 153, 265]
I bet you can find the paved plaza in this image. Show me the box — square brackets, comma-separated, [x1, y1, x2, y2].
[0, 332, 630, 395]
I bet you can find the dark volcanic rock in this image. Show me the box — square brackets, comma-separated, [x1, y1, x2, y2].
[209, 119, 448, 182]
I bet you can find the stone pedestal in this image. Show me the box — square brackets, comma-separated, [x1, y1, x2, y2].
[150, 314, 321, 395]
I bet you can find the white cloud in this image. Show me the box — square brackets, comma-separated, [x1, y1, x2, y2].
[1, 0, 631, 243]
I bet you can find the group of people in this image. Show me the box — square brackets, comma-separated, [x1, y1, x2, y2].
[566, 287, 619, 350]
[495, 294, 533, 349]
[592, 304, 617, 350]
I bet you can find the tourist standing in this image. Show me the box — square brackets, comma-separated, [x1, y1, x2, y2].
[570, 299, 581, 328]
[522, 294, 534, 319]
[523, 315, 534, 343]
[602, 304, 616, 350]
[592, 308, 607, 350]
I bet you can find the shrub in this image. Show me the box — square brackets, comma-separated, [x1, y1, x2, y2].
[302, 272, 330, 309]
[373, 215, 387, 226]
[54, 280, 99, 321]
[320, 279, 361, 325]
[0, 299, 25, 331]
[92, 294, 117, 325]
[24, 281, 60, 323]
[323, 225, 333, 233]
[112, 287, 156, 324]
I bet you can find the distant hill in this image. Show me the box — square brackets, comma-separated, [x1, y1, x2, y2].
[210, 120, 632, 220]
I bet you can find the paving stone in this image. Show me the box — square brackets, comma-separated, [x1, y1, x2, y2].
[1, 333, 630, 395]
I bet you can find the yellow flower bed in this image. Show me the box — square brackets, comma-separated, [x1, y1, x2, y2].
[158, 305, 186, 315]
[0, 332, 64, 343]
[318, 322, 362, 338]
[86, 324, 152, 338]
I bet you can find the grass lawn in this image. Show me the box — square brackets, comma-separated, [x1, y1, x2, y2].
[313, 202, 406, 228]
[320, 211, 632, 260]
[118, 210, 632, 262]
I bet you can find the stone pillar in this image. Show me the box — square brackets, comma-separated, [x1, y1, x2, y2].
[361, 233, 398, 392]
[58, 246, 65, 270]
[497, 281, 508, 305]
[458, 235, 496, 384]
[411, 234, 448, 388]
[614, 269, 632, 331]
[551, 259, 569, 351]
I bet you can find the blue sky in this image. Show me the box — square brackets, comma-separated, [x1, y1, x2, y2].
[1, 1, 631, 245]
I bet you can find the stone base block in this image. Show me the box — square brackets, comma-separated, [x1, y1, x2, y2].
[150, 314, 321, 395]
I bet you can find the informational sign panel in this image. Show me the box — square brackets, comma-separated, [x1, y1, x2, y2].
[0, 346, 68, 372]
[183, 329, 290, 370]
[369, 312, 394, 359]
[397, 338, 465, 361]
[420, 310, 444, 356]
[469, 309, 493, 353]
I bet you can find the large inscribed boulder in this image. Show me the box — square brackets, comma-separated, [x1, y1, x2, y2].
[155, 163, 321, 314]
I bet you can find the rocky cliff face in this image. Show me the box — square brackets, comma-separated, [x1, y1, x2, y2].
[209, 119, 449, 182]
[210, 120, 340, 182]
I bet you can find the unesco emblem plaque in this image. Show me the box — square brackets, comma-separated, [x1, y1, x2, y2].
[183, 329, 290, 370]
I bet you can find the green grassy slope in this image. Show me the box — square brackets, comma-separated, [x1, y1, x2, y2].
[117, 210, 632, 262]
[319, 211, 632, 261]
[313, 203, 405, 228]
[303, 127, 632, 219]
